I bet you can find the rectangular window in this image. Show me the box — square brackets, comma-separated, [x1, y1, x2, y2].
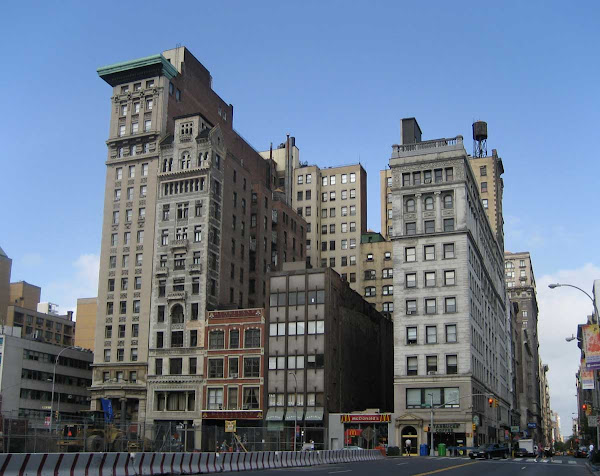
[406, 300, 417, 314]
[406, 273, 416, 288]
[407, 356, 418, 376]
[444, 270, 455, 285]
[405, 247, 416, 262]
[445, 168, 453, 181]
[446, 355, 458, 374]
[426, 356, 438, 373]
[405, 222, 416, 235]
[424, 220, 435, 234]
[446, 325, 457, 343]
[209, 359, 224, 378]
[155, 358, 163, 375]
[425, 271, 436, 287]
[443, 218, 454, 232]
[426, 326, 437, 344]
[425, 298, 436, 314]
[189, 357, 197, 375]
[407, 327, 417, 345]
[169, 358, 182, 375]
[445, 297, 456, 313]
[443, 243, 455, 259]
[243, 357, 260, 377]
[424, 245, 435, 261]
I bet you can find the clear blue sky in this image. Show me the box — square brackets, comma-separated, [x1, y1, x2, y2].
[1, 0, 598, 437]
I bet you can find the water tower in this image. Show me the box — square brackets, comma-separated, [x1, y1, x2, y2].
[472, 121, 488, 157]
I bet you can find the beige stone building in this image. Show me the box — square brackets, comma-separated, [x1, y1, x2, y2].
[9, 281, 41, 312]
[358, 232, 394, 318]
[93, 47, 305, 432]
[259, 136, 300, 207]
[75, 297, 98, 351]
[380, 170, 393, 240]
[0, 247, 11, 325]
[292, 164, 367, 288]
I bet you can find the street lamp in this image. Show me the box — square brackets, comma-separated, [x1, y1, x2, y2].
[49, 346, 82, 435]
[566, 335, 577, 342]
[548, 283, 599, 323]
[289, 371, 298, 452]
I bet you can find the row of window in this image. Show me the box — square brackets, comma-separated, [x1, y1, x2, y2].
[318, 256, 357, 268]
[405, 218, 455, 235]
[155, 329, 199, 349]
[406, 354, 458, 375]
[268, 354, 325, 370]
[269, 290, 325, 307]
[297, 172, 357, 186]
[23, 350, 90, 370]
[405, 270, 456, 288]
[20, 389, 88, 406]
[115, 164, 149, 180]
[365, 251, 392, 261]
[404, 243, 455, 262]
[114, 185, 147, 202]
[208, 356, 260, 378]
[162, 178, 206, 197]
[120, 80, 155, 94]
[403, 194, 453, 212]
[206, 386, 259, 410]
[12, 313, 69, 331]
[107, 277, 142, 292]
[105, 324, 139, 339]
[406, 324, 457, 345]
[401, 168, 454, 186]
[104, 348, 138, 362]
[102, 370, 138, 384]
[155, 357, 196, 376]
[364, 285, 393, 297]
[268, 392, 324, 407]
[108, 253, 143, 268]
[106, 300, 141, 315]
[405, 297, 457, 315]
[116, 143, 151, 158]
[208, 329, 261, 349]
[406, 387, 459, 408]
[297, 203, 358, 217]
[363, 268, 393, 280]
[118, 119, 152, 137]
[21, 369, 91, 388]
[318, 222, 358, 234]
[269, 320, 325, 336]
[112, 208, 146, 225]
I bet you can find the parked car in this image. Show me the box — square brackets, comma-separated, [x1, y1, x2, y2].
[514, 447, 529, 458]
[575, 446, 589, 458]
[343, 446, 364, 450]
[469, 444, 509, 459]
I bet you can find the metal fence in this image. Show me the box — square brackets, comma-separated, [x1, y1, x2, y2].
[0, 416, 327, 454]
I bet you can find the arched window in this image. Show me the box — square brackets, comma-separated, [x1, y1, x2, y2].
[424, 196, 434, 211]
[170, 304, 184, 324]
[443, 195, 453, 209]
[162, 159, 168, 173]
[181, 152, 190, 170]
[168, 158, 173, 172]
[405, 198, 415, 213]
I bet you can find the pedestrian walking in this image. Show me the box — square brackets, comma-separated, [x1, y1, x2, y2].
[534, 446, 543, 462]
[405, 439, 412, 456]
[589, 442, 594, 461]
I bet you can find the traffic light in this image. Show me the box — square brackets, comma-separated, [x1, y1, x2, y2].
[583, 404, 587, 411]
[488, 398, 494, 407]
[494, 399, 499, 408]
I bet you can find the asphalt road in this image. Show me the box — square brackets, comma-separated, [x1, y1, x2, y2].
[239, 455, 590, 475]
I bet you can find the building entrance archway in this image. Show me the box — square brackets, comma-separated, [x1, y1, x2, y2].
[401, 425, 418, 455]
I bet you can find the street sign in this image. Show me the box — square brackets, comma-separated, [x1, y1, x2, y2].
[362, 426, 375, 441]
[225, 420, 236, 433]
[510, 426, 520, 433]
[527, 422, 537, 429]
[472, 415, 480, 426]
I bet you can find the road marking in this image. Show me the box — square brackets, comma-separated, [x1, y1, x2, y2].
[568, 460, 577, 464]
[521, 467, 526, 470]
[396, 463, 408, 466]
[409, 461, 478, 476]
[328, 471, 352, 474]
[551, 460, 561, 464]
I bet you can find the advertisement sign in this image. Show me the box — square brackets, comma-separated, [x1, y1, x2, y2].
[225, 420, 236, 433]
[340, 414, 391, 423]
[510, 426, 520, 433]
[584, 325, 600, 369]
[581, 366, 595, 390]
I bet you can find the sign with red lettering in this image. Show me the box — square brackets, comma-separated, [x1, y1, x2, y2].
[340, 414, 391, 423]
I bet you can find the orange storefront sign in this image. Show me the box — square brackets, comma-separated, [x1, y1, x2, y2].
[340, 414, 391, 423]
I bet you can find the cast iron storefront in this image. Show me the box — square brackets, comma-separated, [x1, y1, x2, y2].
[340, 414, 391, 449]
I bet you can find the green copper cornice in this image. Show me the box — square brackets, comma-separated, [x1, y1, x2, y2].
[97, 54, 178, 85]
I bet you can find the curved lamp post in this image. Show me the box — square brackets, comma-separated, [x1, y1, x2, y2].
[289, 371, 298, 451]
[49, 346, 82, 434]
[548, 283, 599, 322]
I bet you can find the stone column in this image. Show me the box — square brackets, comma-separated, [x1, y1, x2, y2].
[163, 392, 168, 412]
[120, 398, 127, 430]
[415, 194, 422, 234]
[434, 192, 442, 232]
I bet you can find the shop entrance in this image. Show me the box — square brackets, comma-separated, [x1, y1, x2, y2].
[401, 426, 418, 455]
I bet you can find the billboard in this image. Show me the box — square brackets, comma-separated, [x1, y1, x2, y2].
[583, 324, 600, 369]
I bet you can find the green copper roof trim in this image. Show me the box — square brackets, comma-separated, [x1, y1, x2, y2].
[97, 54, 178, 80]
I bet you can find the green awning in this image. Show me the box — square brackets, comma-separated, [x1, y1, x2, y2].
[305, 408, 324, 421]
[285, 409, 304, 421]
[265, 408, 285, 421]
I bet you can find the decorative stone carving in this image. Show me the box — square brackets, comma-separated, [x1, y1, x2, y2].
[110, 248, 117, 254]
[131, 340, 138, 346]
[123, 247, 130, 253]
[423, 211, 435, 218]
[140, 200, 146, 206]
[135, 268, 142, 275]
[442, 210, 454, 217]
[138, 221, 144, 229]
[125, 224, 131, 230]
[118, 340, 125, 347]
[108, 271, 115, 277]
[134, 292, 141, 298]
[112, 226, 118, 232]
[136, 245, 144, 251]
[115, 181, 121, 187]
[404, 213, 416, 220]
[122, 270, 128, 276]
[104, 341, 111, 347]
[119, 317, 126, 323]
[107, 293, 114, 299]
[141, 177, 147, 184]
[133, 316, 139, 322]
[113, 203, 120, 210]
[128, 179, 135, 185]
[106, 317, 113, 323]
[120, 293, 127, 299]
[126, 201, 133, 208]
